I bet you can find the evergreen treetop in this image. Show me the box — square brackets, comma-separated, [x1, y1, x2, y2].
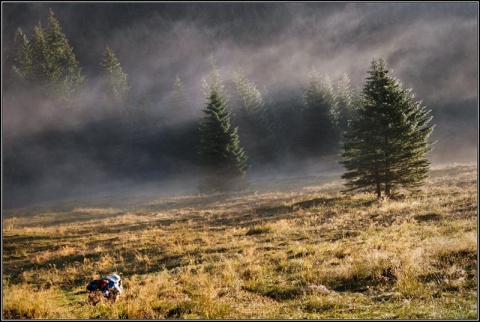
[99, 45, 129, 103]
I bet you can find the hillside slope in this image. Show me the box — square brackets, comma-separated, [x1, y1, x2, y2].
[2, 163, 477, 319]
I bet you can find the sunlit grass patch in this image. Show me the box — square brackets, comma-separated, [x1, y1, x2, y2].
[2, 283, 73, 319]
[2, 163, 477, 319]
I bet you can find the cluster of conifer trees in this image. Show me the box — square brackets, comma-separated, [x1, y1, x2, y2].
[6, 10, 434, 199]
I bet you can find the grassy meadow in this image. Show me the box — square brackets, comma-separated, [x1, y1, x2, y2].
[2, 163, 478, 319]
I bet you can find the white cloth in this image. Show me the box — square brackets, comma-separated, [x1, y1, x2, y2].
[105, 275, 123, 294]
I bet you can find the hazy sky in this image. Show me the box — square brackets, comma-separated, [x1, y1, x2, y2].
[3, 2, 477, 102]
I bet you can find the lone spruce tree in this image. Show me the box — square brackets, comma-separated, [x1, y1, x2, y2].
[340, 59, 435, 199]
[198, 59, 249, 192]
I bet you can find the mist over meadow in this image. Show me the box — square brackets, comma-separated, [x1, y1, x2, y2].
[2, 2, 477, 209]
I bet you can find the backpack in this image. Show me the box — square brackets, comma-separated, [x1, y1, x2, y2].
[87, 279, 109, 291]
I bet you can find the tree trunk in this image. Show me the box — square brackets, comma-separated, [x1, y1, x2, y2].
[376, 181, 382, 199]
[385, 183, 391, 198]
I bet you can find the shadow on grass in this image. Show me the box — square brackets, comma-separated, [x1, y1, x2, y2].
[326, 230, 361, 242]
[414, 212, 442, 222]
[201, 196, 348, 229]
[331, 270, 396, 294]
[292, 197, 341, 210]
[242, 284, 305, 301]
[4, 234, 75, 245]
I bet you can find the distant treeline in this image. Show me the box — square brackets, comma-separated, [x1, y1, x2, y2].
[3, 10, 362, 206]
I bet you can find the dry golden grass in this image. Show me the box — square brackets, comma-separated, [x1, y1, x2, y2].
[2, 163, 477, 319]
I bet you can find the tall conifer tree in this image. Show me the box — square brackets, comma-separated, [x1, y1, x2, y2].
[331, 73, 357, 140]
[302, 70, 337, 155]
[232, 70, 276, 164]
[99, 45, 129, 103]
[12, 28, 33, 82]
[340, 59, 435, 198]
[198, 59, 248, 192]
